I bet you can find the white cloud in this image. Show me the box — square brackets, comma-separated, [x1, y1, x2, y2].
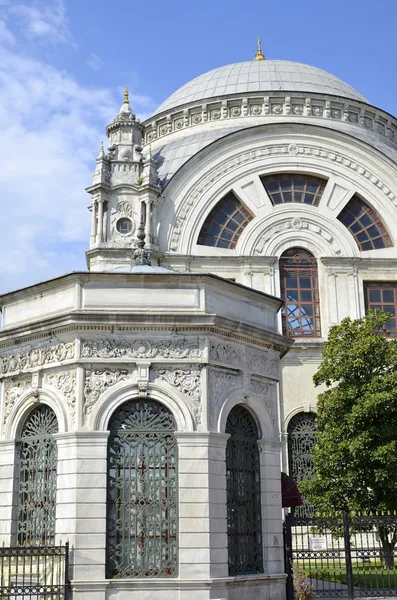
[9, 0, 73, 45]
[87, 53, 104, 71]
[0, 19, 15, 44]
[0, 38, 157, 293]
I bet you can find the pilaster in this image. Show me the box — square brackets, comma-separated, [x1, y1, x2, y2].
[0, 440, 17, 545]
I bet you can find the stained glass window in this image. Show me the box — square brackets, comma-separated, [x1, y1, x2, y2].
[197, 192, 253, 248]
[17, 405, 58, 546]
[261, 174, 326, 206]
[287, 412, 317, 517]
[226, 405, 263, 576]
[338, 195, 392, 251]
[106, 399, 178, 579]
[280, 248, 321, 338]
[364, 282, 397, 335]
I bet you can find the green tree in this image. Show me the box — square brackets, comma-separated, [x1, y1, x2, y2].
[301, 311, 397, 568]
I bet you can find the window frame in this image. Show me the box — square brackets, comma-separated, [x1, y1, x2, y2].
[279, 248, 321, 339]
[197, 192, 253, 249]
[337, 196, 392, 251]
[364, 282, 397, 336]
[260, 173, 327, 206]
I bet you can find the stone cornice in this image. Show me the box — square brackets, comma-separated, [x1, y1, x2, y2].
[0, 316, 291, 356]
[142, 91, 397, 149]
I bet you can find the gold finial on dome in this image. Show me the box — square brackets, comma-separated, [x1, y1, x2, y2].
[124, 86, 129, 103]
[254, 36, 265, 61]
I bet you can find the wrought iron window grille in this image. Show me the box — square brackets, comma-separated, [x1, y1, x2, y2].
[226, 405, 263, 576]
[287, 412, 317, 518]
[16, 405, 58, 547]
[106, 399, 178, 579]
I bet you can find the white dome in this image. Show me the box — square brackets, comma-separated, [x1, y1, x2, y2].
[154, 60, 367, 115]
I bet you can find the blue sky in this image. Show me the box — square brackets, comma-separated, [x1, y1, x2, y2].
[0, 0, 396, 293]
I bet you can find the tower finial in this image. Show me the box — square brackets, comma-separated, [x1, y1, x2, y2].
[254, 36, 265, 61]
[124, 86, 129, 104]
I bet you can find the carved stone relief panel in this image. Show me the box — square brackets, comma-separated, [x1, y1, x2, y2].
[207, 366, 241, 430]
[45, 369, 77, 426]
[83, 368, 130, 419]
[153, 366, 202, 425]
[0, 342, 75, 377]
[210, 341, 279, 379]
[250, 378, 277, 427]
[3, 376, 32, 425]
[81, 338, 202, 360]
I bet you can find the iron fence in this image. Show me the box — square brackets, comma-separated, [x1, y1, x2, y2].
[284, 513, 397, 600]
[0, 543, 69, 599]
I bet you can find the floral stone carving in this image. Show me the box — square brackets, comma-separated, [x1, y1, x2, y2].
[3, 377, 32, 425]
[81, 338, 202, 360]
[84, 369, 129, 417]
[207, 367, 241, 429]
[0, 342, 75, 376]
[46, 370, 77, 424]
[156, 367, 202, 424]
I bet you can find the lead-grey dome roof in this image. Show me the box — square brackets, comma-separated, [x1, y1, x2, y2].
[154, 60, 367, 115]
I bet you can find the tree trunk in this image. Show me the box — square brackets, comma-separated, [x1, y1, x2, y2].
[377, 524, 395, 570]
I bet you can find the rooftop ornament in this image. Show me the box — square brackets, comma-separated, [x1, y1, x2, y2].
[253, 36, 265, 61]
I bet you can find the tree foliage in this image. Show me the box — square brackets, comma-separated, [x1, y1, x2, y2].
[301, 311, 397, 566]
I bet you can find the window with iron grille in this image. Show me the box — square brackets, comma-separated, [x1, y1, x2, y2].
[226, 405, 263, 576]
[197, 192, 253, 248]
[287, 412, 317, 517]
[338, 195, 392, 250]
[364, 282, 397, 335]
[280, 248, 321, 338]
[106, 399, 178, 579]
[16, 405, 58, 546]
[260, 174, 327, 206]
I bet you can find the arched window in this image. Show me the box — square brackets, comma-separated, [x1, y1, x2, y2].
[280, 248, 321, 338]
[287, 412, 317, 517]
[106, 399, 178, 579]
[16, 405, 58, 546]
[338, 195, 392, 250]
[261, 174, 326, 206]
[197, 192, 253, 248]
[226, 405, 263, 576]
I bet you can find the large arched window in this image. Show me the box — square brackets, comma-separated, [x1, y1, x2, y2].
[280, 248, 321, 338]
[197, 192, 253, 248]
[106, 399, 178, 579]
[226, 405, 263, 576]
[337, 195, 392, 250]
[287, 412, 317, 517]
[16, 404, 58, 546]
[261, 174, 327, 206]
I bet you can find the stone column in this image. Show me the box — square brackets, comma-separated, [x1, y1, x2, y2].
[257, 439, 284, 575]
[90, 201, 97, 245]
[176, 432, 229, 580]
[96, 200, 104, 244]
[55, 431, 109, 598]
[145, 201, 152, 244]
[0, 441, 17, 545]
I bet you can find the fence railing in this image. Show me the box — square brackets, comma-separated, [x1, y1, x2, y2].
[284, 512, 397, 599]
[0, 543, 69, 599]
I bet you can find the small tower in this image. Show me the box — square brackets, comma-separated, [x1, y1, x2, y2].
[86, 88, 161, 272]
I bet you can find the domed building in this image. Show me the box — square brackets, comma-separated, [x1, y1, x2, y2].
[1, 43, 397, 600]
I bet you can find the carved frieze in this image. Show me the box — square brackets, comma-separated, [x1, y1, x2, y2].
[3, 376, 32, 425]
[46, 370, 77, 425]
[83, 369, 129, 418]
[81, 338, 202, 360]
[0, 342, 75, 377]
[210, 342, 279, 379]
[155, 367, 202, 424]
